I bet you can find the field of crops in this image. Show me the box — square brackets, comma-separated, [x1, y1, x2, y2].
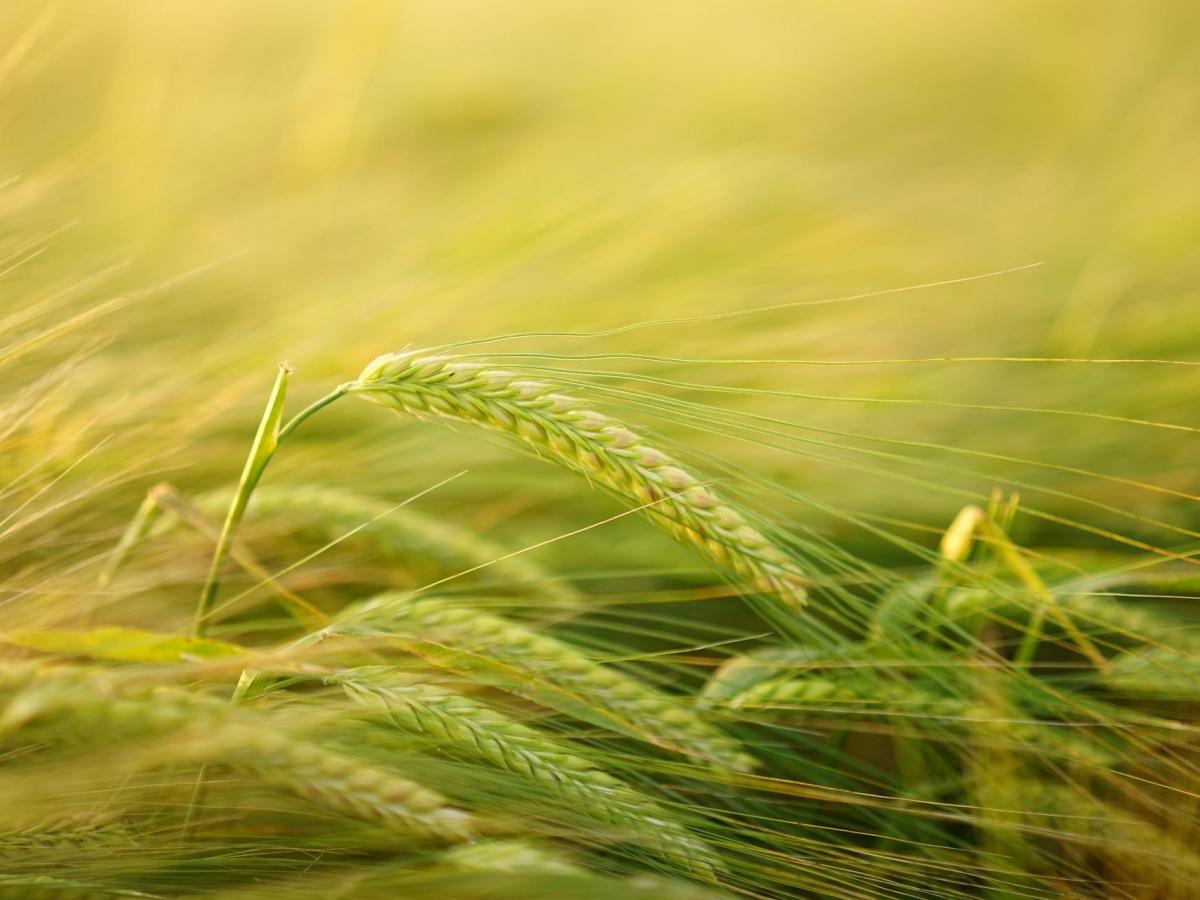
[2, 2, 1198, 897]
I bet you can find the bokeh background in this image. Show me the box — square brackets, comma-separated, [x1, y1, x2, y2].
[3, 0, 1199, 595]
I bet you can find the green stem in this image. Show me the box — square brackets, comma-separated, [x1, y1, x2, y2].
[195, 365, 292, 636]
[195, 377, 348, 636]
[98, 489, 164, 588]
[277, 384, 349, 442]
[184, 370, 344, 841]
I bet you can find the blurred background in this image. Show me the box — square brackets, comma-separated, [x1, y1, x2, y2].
[3, 0, 1199, 598]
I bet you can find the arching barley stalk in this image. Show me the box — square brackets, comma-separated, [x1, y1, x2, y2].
[348, 351, 807, 613]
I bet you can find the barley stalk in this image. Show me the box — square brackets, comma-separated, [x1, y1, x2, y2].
[343, 593, 757, 772]
[0, 874, 160, 898]
[349, 352, 805, 613]
[339, 670, 721, 879]
[197, 363, 293, 636]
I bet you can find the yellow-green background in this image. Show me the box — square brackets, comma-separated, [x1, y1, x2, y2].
[3, 0, 1198, 578]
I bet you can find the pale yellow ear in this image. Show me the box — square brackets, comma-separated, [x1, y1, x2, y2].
[939, 504, 985, 563]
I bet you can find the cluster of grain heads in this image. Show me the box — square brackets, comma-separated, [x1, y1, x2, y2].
[0, 663, 474, 843]
[338, 669, 722, 880]
[348, 352, 806, 614]
[340, 593, 757, 772]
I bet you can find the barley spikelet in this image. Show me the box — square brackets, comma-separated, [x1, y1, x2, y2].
[342, 593, 757, 772]
[340, 671, 720, 879]
[0, 664, 474, 843]
[349, 352, 805, 612]
[867, 577, 939, 645]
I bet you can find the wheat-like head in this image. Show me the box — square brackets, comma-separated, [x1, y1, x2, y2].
[341, 671, 721, 879]
[349, 352, 806, 614]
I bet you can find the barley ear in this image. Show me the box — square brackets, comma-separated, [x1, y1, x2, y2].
[340, 671, 723, 880]
[349, 352, 806, 615]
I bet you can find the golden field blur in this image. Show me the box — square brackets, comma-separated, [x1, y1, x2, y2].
[1, 2, 1199, 898]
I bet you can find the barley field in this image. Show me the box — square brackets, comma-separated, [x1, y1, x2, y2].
[2, 2, 1199, 898]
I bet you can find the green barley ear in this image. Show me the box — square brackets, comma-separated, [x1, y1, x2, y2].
[339, 671, 722, 880]
[349, 352, 806, 615]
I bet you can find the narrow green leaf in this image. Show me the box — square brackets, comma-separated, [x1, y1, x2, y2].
[0, 627, 246, 662]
